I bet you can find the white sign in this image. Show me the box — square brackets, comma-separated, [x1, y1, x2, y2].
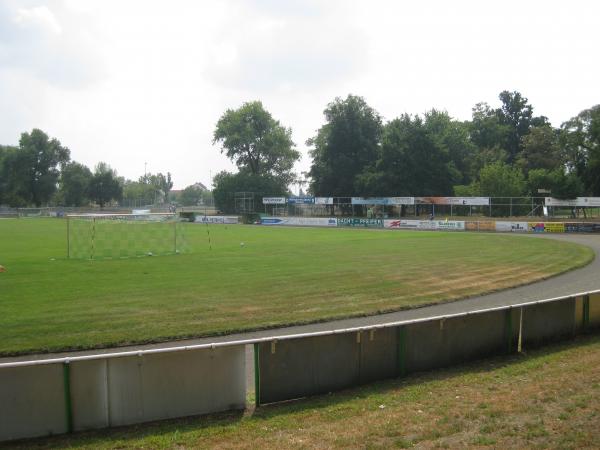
[314, 197, 334, 205]
[262, 197, 287, 205]
[545, 197, 600, 207]
[416, 197, 490, 206]
[195, 216, 239, 224]
[352, 197, 415, 205]
[260, 217, 337, 227]
[495, 221, 528, 233]
[384, 219, 464, 230]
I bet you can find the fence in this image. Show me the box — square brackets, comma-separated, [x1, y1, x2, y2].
[1, 291, 599, 442]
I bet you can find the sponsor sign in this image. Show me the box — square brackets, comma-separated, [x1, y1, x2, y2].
[416, 197, 490, 206]
[417, 220, 465, 230]
[337, 218, 383, 228]
[495, 221, 528, 232]
[527, 222, 565, 233]
[384, 219, 419, 229]
[351, 197, 414, 205]
[565, 222, 600, 233]
[544, 223, 565, 233]
[465, 221, 496, 231]
[262, 197, 286, 205]
[260, 217, 337, 227]
[545, 197, 600, 207]
[315, 197, 334, 205]
[287, 197, 315, 204]
[195, 215, 239, 224]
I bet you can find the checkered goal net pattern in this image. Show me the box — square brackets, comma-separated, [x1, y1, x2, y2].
[67, 214, 189, 259]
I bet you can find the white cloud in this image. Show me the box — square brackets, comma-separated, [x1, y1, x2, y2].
[13, 5, 63, 35]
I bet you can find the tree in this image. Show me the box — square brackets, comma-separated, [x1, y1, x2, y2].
[527, 168, 583, 199]
[561, 105, 600, 195]
[88, 163, 122, 208]
[179, 184, 207, 206]
[478, 162, 526, 197]
[356, 113, 460, 196]
[0, 130, 70, 206]
[212, 171, 288, 214]
[308, 95, 382, 196]
[213, 101, 299, 185]
[496, 90, 548, 163]
[59, 161, 92, 206]
[517, 125, 562, 175]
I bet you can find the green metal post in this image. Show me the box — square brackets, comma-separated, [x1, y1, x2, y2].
[254, 343, 261, 407]
[63, 362, 73, 433]
[396, 326, 407, 377]
[505, 308, 514, 354]
[583, 295, 590, 331]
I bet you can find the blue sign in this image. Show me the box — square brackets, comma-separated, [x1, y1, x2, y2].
[287, 197, 315, 204]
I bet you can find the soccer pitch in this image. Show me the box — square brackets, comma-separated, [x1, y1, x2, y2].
[0, 218, 593, 355]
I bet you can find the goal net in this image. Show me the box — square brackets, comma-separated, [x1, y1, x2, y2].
[67, 213, 189, 260]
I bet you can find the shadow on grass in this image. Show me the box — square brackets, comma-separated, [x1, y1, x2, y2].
[3, 332, 600, 449]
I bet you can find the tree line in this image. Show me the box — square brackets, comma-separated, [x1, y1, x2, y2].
[0, 129, 181, 208]
[212, 92, 600, 213]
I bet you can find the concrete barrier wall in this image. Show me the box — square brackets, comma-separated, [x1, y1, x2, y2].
[0, 364, 67, 441]
[0, 346, 246, 441]
[257, 327, 400, 405]
[521, 298, 576, 346]
[403, 309, 517, 374]
[589, 293, 600, 328]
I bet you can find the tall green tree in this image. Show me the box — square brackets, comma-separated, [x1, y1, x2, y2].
[308, 95, 382, 196]
[478, 162, 526, 197]
[212, 171, 287, 214]
[213, 101, 299, 185]
[0, 129, 71, 206]
[88, 163, 122, 208]
[517, 125, 562, 175]
[527, 168, 583, 199]
[58, 161, 92, 206]
[561, 105, 600, 195]
[357, 113, 460, 196]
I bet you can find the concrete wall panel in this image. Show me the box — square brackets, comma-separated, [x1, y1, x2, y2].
[258, 333, 360, 404]
[359, 327, 398, 383]
[589, 294, 600, 327]
[70, 359, 109, 431]
[521, 298, 576, 346]
[107, 347, 245, 427]
[404, 309, 513, 373]
[0, 364, 67, 441]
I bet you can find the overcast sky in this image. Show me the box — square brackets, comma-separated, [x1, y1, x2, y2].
[1, 0, 598, 190]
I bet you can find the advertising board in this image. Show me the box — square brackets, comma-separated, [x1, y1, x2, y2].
[545, 197, 600, 207]
[194, 216, 239, 224]
[384, 219, 419, 229]
[528, 222, 565, 233]
[416, 197, 490, 206]
[314, 197, 334, 205]
[465, 221, 496, 231]
[337, 218, 383, 228]
[351, 197, 414, 205]
[287, 197, 315, 204]
[565, 222, 600, 233]
[262, 197, 286, 205]
[495, 221, 528, 232]
[260, 217, 337, 227]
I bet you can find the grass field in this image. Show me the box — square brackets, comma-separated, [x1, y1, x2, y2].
[5, 333, 600, 449]
[0, 218, 594, 355]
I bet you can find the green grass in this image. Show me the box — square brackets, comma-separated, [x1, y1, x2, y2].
[6, 333, 600, 449]
[0, 218, 594, 355]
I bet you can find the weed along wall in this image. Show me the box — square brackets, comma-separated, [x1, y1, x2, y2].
[1, 291, 600, 442]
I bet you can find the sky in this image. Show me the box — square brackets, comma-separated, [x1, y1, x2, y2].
[1, 0, 599, 190]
